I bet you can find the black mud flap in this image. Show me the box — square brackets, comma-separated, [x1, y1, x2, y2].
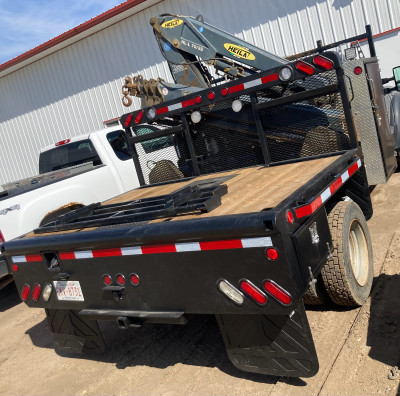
[216, 301, 318, 377]
[45, 309, 105, 354]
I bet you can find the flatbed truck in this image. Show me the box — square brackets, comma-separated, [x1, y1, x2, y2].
[2, 15, 399, 378]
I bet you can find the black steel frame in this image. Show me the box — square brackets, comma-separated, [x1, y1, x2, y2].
[122, 51, 358, 187]
[34, 176, 233, 234]
[285, 24, 376, 60]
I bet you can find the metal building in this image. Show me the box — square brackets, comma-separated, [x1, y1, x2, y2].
[0, 0, 399, 185]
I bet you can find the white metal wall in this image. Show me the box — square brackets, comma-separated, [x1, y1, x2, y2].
[0, 0, 399, 184]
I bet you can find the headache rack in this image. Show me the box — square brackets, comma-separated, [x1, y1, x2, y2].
[122, 52, 357, 187]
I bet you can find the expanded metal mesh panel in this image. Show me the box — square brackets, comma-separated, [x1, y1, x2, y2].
[131, 69, 352, 186]
[191, 95, 264, 174]
[131, 118, 188, 185]
[259, 92, 351, 162]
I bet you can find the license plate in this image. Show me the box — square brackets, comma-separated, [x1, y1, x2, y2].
[53, 281, 84, 301]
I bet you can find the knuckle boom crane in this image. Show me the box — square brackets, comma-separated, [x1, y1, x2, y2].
[122, 14, 287, 107]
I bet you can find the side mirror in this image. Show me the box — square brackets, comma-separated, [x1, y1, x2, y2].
[394, 66, 400, 92]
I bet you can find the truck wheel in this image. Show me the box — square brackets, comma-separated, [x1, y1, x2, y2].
[303, 274, 330, 305]
[321, 201, 373, 306]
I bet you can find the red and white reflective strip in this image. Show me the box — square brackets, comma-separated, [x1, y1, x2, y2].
[12, 255, 42, 263]
[156, 98, 197, 115]
[228, 73, 279, 94]
[295, 158, 362, 219]
[19, 236, 271, 262]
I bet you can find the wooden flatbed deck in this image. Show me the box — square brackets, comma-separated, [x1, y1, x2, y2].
[24, 155, 339, 238]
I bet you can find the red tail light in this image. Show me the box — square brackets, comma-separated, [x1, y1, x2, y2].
[103, 274, 112, 286]
[295, 61, 315, 75]
[123, 114, 132, 127]
[208, 91, 215, 100]
[134, 110, 144, 124]
[263, 280, 292, 305]
[21, 284, 31, 301]
[11, 264, 19, 272]
[240, 280, 267, 305]
[313, 55, 333, 70]
[130, 273, 140, 286]
[221, 88, 228, 96]
[266, 248, 279, 260]
[116, 274, 126, 286]
[32, 284, 41, 301]
[55, 139, 71, 147]
[286, 210, 294, 224]
[0, 230, 4, 243]
[354, 66, 363, 75]
[195, 95, 202, 104]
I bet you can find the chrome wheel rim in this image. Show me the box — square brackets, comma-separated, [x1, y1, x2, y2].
[348, 220, 369, 286]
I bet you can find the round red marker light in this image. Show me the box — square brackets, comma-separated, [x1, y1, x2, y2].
[208, 91, 215, 100]
[195, 96, 202, 104]
[286, 210, 294, 224]
[103, 274, 112, 286]
[221, 88, 228, 96]
[266, 248, 279, 260]
[130, 273, 140, 286]
[116, 274, 126, 286]
[11, 264, 19, 272]
[354, 66, 363, 75]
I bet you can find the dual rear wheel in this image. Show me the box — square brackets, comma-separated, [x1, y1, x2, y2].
[304, 200, 373, 307]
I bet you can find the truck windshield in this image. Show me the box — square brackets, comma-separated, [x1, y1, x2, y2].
[39, 140, 102, 174]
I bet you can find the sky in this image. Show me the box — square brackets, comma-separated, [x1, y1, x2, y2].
[0, 0, 123, 64]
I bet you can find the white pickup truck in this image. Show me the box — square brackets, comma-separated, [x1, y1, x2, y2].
[0, 124, 178, 284]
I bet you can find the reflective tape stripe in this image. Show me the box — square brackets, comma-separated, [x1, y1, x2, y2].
[175, 242, 201, 252]
[92, 248, 122, 258]
[121, 247, 142, 256]
[228, 73, 278, 95]
[199, 239, 243, 250]
[34, 236, 274, 261]
[261, 73, 279, 84]
[295, 158, 362, 219]
[12, 256, 27, 263]
[243, 78, 262, 89]
[59, 252, 76, 260]
[320, 187, 331, 204]
[74, 251, 93, 259]
[228, 83, 245, 94]
[241, 236, 272, 248]
[168, 102, 183, 111]
[26, 255, 42, 262]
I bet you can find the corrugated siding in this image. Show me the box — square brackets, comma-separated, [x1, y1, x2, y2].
[0, 0, 399, 184]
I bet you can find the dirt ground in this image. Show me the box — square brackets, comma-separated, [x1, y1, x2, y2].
[0, 173, 399, 396]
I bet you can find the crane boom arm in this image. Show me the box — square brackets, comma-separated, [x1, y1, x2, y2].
[151, 14, 287, 87]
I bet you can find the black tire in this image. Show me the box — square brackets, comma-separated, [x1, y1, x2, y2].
[321, 201, 373, 306]
[303, 274, 330, 305]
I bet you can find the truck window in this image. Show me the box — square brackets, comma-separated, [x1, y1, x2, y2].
[132, 126, 174, 154]
[39, 140, 102, 174]
[106, 131, 132, 161]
